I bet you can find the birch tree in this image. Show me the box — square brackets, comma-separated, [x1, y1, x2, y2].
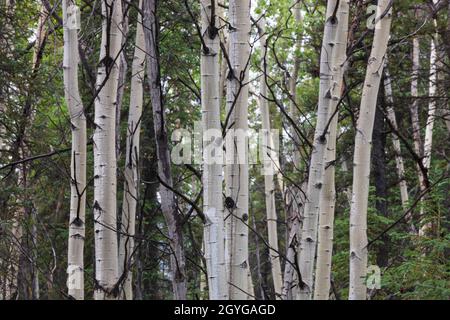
[62, 0, 86, 300]
[281, 2, 303, 300]
[349, 0, 393, 300]
[118, 0, 145, 300]
[383, 65, 415, 233]
[384, 67, 409, 209]
[314, 0, 349, 300]
[93, 0, 123, 300]
[143, 0, 187, 299]
[296, 0, 338, 300]
[200, 0, 227, 300]
[409, 35, 428, 220]
[256, 18, 283, 299]
[225, 0, 251, 299]
[420, 11, 438, 236]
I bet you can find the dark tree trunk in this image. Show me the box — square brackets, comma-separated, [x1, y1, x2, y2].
[142, 0, 187, 300]
[372, 94, 389, 268]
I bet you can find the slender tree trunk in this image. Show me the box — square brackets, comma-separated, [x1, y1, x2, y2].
[143, 0, 187, 299]
[118, 0, 145, 300]
[62, 0, 87, 300]
[349, 0, 393, 300]
[420, 20, 438, 236]
[200, 0, 227, 300]
[281, 190, 302, 300]
[314, 0, 349, 300]
[296, 0, 338, 300]
[93, 0, 123, 300]
[225, 0, 251, 300]
[290, 0, 303, 170]
[410, 37, 423, 158]
[383, 66, 415, 232]
[256, 18, 283, 299]
[284, 6, 303, 295]
[372, 102, 389, 268]
[115, 8, 130, 161]
[409, 35, 428, 211]
[384, 67, 408, 208]
[218, 3, 228, 103]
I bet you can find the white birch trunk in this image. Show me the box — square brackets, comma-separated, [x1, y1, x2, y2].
[281, 184, 305, 300]
[383, 65, 415, 233]
[256, 18, 283, 299]
[420, 22, 438, 236]
[200, 0, 227, 300]
[296, 0, 338, 300]
[281, 4, 303, 299]
[93, 0, 123, 300]
[409, 36, 428, 205]
[63, 0, 87, 300]
[118, 0, 145, 300]
[314, 0, 349, 300]
[225, 0, 251, 300]
[384, 67, 409, 209]
[349, 0, 392, 300]
[423, 7, 438, 172]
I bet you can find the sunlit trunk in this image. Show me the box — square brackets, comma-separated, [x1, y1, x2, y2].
[93, 0, 123, 300]
[225, 0, 251, 299]
[200, 0, 227, 300]
[296, 0, 338, 300]
[256, 18, 283, 299]
[314, 0, 349, 300]
[63, 0, 86, 300]
[349, 0, 392, 300]
[119, 0, 145, 300]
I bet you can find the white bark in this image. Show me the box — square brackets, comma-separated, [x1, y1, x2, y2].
[420, 21, 438, 236]
[314, 0, 349, 300]
[349, 0, 392, 300]
[296, 0, 338, 300]
[225, 0, 251, 300]
[63, 0, 87, 300]
[256, 18, 283, 299]
[282, 4, 303, 299]
[93, 0, 123, 300]
[118, 0, 145, 300]
[423, 38, 437, 174]
[200, 0, 227, 300]
[409, 36, 427, 205]
[384, 67, 409, 209]
[281, 183, 305, 300]
[383, 65, 415, 233]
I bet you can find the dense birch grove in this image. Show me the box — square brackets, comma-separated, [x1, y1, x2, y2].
[0, 0, 449, 300]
